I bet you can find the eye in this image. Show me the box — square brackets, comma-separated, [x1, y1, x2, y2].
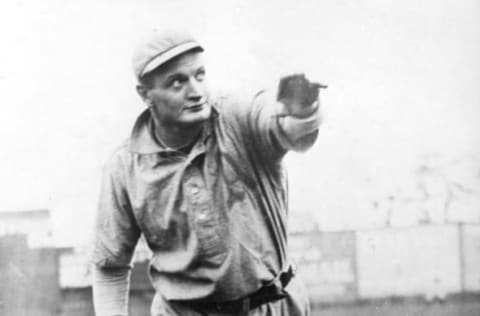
[169, 76, 187, 89]
[171, 79, 182, 88]
[195, 69, 206, 82]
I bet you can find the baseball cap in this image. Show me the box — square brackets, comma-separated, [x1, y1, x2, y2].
[132, 29, 204, 80]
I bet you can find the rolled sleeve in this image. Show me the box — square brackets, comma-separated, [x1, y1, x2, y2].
[92, 266, 131, 316]
[276, 105, 321, 152]
[92, 150, 140, 269]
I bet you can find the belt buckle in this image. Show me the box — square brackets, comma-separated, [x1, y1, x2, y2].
[279, 264, 296, 288]
[213, 302, 224, 312]
[241, 297, 251, 313]
[213, 297, 250, 314]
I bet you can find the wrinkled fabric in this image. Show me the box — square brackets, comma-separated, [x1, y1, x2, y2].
[150, 276, 310, 316]
[92, 90, 319, 314]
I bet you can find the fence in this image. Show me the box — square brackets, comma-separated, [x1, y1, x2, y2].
[289, 223, 480, 304]
[1, 223, 479, 315]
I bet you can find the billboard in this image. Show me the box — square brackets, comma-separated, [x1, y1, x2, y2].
[289, 231, 357, 303]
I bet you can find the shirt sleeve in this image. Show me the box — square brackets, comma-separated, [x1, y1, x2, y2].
[248, 90, 321, 156]
[91, 150, 141, 269]
[92, 266, 131, 316]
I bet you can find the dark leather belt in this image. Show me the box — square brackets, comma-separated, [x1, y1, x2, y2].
[175, 265, 295, 314]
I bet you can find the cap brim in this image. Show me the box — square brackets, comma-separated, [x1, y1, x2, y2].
[141, 41, 203, 77]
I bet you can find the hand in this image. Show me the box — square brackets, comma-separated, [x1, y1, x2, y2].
[277, 73, 327, 117]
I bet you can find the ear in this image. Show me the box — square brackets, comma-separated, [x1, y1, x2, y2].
[136, 84, 152, 107]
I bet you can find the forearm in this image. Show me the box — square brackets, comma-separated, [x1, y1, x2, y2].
[275, 73, 325, 151]
[92, 265, 131, 316]
[277, 102, 322, 152]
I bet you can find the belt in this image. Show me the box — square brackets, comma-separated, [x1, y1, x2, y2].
[175, 265, 295, 314]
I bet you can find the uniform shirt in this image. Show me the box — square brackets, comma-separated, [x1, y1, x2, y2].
[92, 90, 320, 302]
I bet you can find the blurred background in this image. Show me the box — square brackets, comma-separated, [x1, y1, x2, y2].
[0, 0, 479, 315]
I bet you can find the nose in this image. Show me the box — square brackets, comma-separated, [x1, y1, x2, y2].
[186, 78, 204, 102]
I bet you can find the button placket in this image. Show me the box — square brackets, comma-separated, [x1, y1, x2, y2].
[197, 210, 208, 221]
[191, 185, 200, 195]
[183, 160, 227, 264]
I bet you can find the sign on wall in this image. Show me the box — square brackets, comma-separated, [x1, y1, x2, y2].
[289, 231, 357, 303]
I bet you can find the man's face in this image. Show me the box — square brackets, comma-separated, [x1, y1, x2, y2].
[139, 51, 211, 126]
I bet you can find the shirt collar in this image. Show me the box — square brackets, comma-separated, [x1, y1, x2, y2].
[129, 107, 218, 154]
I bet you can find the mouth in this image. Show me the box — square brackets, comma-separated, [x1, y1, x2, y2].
[185, 102, 206, 112]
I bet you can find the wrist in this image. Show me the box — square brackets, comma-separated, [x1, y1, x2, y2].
[284, 100, 319, 119]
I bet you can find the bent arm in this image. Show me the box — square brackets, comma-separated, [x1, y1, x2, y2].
[91, 151, 141, 315]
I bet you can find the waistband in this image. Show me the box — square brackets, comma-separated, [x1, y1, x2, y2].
[172, 265, 296, 314]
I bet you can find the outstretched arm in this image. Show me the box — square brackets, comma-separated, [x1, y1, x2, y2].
[91, 152, 141, 315]
[246, 73, 325, 155]
[275, 73, 326, 152]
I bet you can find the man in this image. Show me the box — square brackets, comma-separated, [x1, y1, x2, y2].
[92, 29, 325, 316]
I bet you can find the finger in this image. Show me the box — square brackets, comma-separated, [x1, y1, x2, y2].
[311, 82, 328, 89]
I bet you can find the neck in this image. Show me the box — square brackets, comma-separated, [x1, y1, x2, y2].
[151, 118, 203, 150]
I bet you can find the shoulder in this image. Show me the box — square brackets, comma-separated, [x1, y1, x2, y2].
[103, 139, 132, 176]
[211, 90, 267, 129]
[212, 93, 247, 117]
[210, 94, 250, 143]
[212, 89, 266, 113]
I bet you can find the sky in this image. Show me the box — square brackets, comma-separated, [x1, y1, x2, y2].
[0, 0, 479, 246]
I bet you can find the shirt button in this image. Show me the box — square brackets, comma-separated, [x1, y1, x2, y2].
[191, 186, 200, 195]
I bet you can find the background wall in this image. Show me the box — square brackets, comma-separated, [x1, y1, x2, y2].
[0, 0, 478, 315]
[462, 224, 480, 292]
[355, 225, 461, 299]
[1, 224, 479, 315]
